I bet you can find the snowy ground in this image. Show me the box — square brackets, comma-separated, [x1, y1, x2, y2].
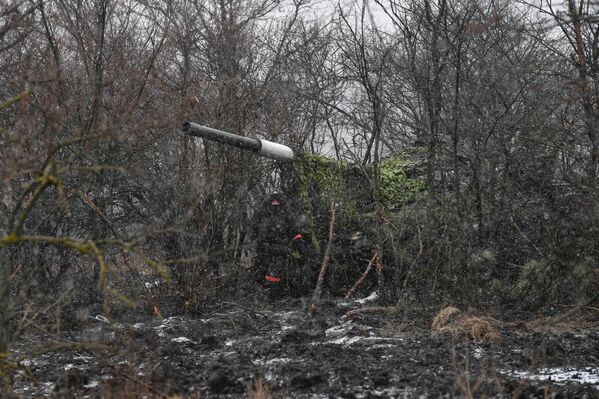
[8, 296, 599, 398]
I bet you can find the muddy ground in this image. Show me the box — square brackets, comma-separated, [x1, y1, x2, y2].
[8, 294, 599, 398]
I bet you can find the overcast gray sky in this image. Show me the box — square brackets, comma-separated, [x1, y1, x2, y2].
[272, 0, 392, 29]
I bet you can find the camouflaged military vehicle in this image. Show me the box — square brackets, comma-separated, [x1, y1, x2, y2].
[183, 122, 426, 295]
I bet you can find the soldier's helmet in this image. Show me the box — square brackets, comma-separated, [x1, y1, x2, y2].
[265, 192, 288, 212]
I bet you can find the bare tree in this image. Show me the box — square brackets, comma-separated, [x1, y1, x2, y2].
[536, 0, 599, 230]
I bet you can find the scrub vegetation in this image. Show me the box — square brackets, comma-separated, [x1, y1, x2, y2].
[0, 0, 598, 397]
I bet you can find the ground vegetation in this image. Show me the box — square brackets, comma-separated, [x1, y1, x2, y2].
[0, 0, 598, 396]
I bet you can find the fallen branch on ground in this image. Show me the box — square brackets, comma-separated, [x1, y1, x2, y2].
[346, 306, 395, 319]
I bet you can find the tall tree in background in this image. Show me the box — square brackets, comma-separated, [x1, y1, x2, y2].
[334, 1, 392, 291]
[538, 0, 599, 230]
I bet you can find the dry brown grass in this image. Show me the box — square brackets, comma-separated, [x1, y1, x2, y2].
[462, 317, 500, 341]
[431, 306, 461, 334]
[246, 376, 270, 399]
[432, 307, 500, 342]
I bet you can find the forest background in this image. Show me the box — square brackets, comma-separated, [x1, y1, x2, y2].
[1, 0, 598, 361]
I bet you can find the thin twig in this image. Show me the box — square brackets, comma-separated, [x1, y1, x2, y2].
[510, 217, 546, 260]
[346, 306, 394, 318]
[309, 201, 336, 316]
[403, 225, 424, 288]
[345, 253, 378, 299]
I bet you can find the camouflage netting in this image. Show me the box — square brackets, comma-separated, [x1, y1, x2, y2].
[279, 152, 426, 296]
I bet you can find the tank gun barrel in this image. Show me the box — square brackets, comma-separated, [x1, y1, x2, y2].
[182, 122, 295, 162]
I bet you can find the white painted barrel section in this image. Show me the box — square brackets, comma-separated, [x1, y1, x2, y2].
[259, 139, 295, 161]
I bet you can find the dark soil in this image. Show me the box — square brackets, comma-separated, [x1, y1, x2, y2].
[7, 296, 599, 398]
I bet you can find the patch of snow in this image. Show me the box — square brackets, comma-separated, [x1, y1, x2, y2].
[338, 291, 380, 309]
[153, 319, 179, 337]
[329, 336, 363, 345]
[355, 291, 378, 305]
[254, 357, 292, 366]
[505, 367, 599, 385]
[274, 310, 303, 331]
[42, 382, 56, 393]
[373, 387, 415, 398]
[366, 344, 397, 351]
[91, 315, 110, 324]
[325, 321, 354, 337]
[324, 320, 403, 347]
[83, 380, 99, 389]
[171, 336, 194, 344]
[326, 334, 402, 346]
[265, 370, 276, 382]
[473, 347, 484, 359]
[144, 280, 162, 288]
[155, 317, 180, 328]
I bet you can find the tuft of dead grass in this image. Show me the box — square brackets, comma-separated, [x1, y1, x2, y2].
[246, 375, 270, 399]
[461, 317, 500, 341]
[432, 306, 461, 333]
[432, 307, 500, 342]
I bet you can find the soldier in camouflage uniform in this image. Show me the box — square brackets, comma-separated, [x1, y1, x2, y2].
[250, 193, 302, 298]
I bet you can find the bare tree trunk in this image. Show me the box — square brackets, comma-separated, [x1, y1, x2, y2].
[424, 0, 447, 201]
[451, 42, 462, 204]
[472, 161, 484, 245]
[0, 239, 9, 353]
[373, 123, 385, 296]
